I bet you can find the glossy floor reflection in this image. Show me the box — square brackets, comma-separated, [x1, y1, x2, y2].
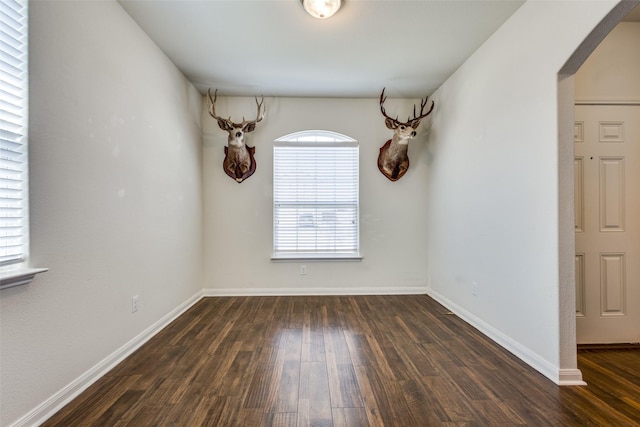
[43, 295, 640, 426]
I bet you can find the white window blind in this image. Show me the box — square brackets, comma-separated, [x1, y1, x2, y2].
[273, 131, 359, 258]
[0, 0, 28, 267]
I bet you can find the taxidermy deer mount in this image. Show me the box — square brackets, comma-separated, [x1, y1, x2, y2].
[208, 89, 265, 183]
[378, 88, 434, 181]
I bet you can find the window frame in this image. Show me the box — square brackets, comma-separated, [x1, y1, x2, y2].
[272, 130, 361, 261]
[0, 0, 47, 289]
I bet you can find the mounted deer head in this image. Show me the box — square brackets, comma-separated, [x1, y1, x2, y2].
[378, 88, 434, 181]
[208, 89, 265, 183]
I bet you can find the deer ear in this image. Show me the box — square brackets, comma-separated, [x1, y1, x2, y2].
[217, 119, 233, 131]
[409, 119, 422, 130]
[385, 118, 398, 130]
[243, 122, 256, 133]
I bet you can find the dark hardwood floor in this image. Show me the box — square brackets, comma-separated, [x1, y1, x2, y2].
[43, 295, 640, 426]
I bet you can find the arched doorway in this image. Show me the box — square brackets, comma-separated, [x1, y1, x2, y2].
[573, 10, 640, 344]
[557, 0, 640, 383]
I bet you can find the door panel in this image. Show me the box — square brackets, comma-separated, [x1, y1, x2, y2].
[575, 105, 640, 344]
[599, 157, 625, 232]
[575, 253, 586, 317]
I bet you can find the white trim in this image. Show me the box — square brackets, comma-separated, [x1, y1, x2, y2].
[427, 288, 571, 386]
[575, 98, 640, 106]
[9, 290, 204, 427]
[558, 369, 587, 386]
[275, 130, 357, 145]
[271, 254, 363, 261]
[0, 268, 48, 290]
[203, 286, 428, 297]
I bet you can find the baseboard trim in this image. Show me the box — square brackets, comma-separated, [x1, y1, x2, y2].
[203, 286, 428, 297]
[10, 290, 204, 427]
[427, 289, 584, 386]
[578, 343, 640, 351]
[558, 369, 587, 386]
[575, 98, 640, 106]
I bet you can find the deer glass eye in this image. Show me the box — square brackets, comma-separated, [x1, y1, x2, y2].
[400, 125, 405, 130]
[235, 131, 242, 138]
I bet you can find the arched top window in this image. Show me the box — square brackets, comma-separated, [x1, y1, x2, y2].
[275, 130, 357, 146]
[272, 130, 360, 260]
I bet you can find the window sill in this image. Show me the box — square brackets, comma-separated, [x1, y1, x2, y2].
[1, 267, 49, 290]
[271, 254, 363, 262]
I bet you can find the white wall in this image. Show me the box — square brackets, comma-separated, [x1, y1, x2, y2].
[575, 22, 640, 102]
[425, 0, 632, 384]
[202, 97, 431, 294]
[3, 2, 636, 424]
[0, 1, 203, 426]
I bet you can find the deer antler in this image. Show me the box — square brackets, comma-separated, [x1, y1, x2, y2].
[408, 95, 435, 124]
[208, 89, 233, 125]
[379, 87, 434, 126]
[241, 95, 265, 128]
[379, 87, 400, 124]
[208, 88, 265, 128]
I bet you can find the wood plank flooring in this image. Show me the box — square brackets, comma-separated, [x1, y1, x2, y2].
[43, 295, 640, 426]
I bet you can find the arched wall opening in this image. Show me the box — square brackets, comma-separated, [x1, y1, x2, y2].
[426, 0, 639, 386]
[557, 0, 639, 381]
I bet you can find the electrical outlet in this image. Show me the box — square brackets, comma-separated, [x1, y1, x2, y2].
[300, 265, 307, 275]
[132, 295, 140, 313]
[472, 282, 478, 296]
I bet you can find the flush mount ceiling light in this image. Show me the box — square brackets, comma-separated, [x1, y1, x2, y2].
[301, 0, 342, 19]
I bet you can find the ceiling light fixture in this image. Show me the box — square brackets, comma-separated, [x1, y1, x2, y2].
[301, 0, 342, 19]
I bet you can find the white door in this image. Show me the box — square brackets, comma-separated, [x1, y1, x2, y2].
[575, 104, 640, 344]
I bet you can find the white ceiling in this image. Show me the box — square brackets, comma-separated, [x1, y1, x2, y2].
[118, 1, 640, 99]
[119, 0, 527, 98]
